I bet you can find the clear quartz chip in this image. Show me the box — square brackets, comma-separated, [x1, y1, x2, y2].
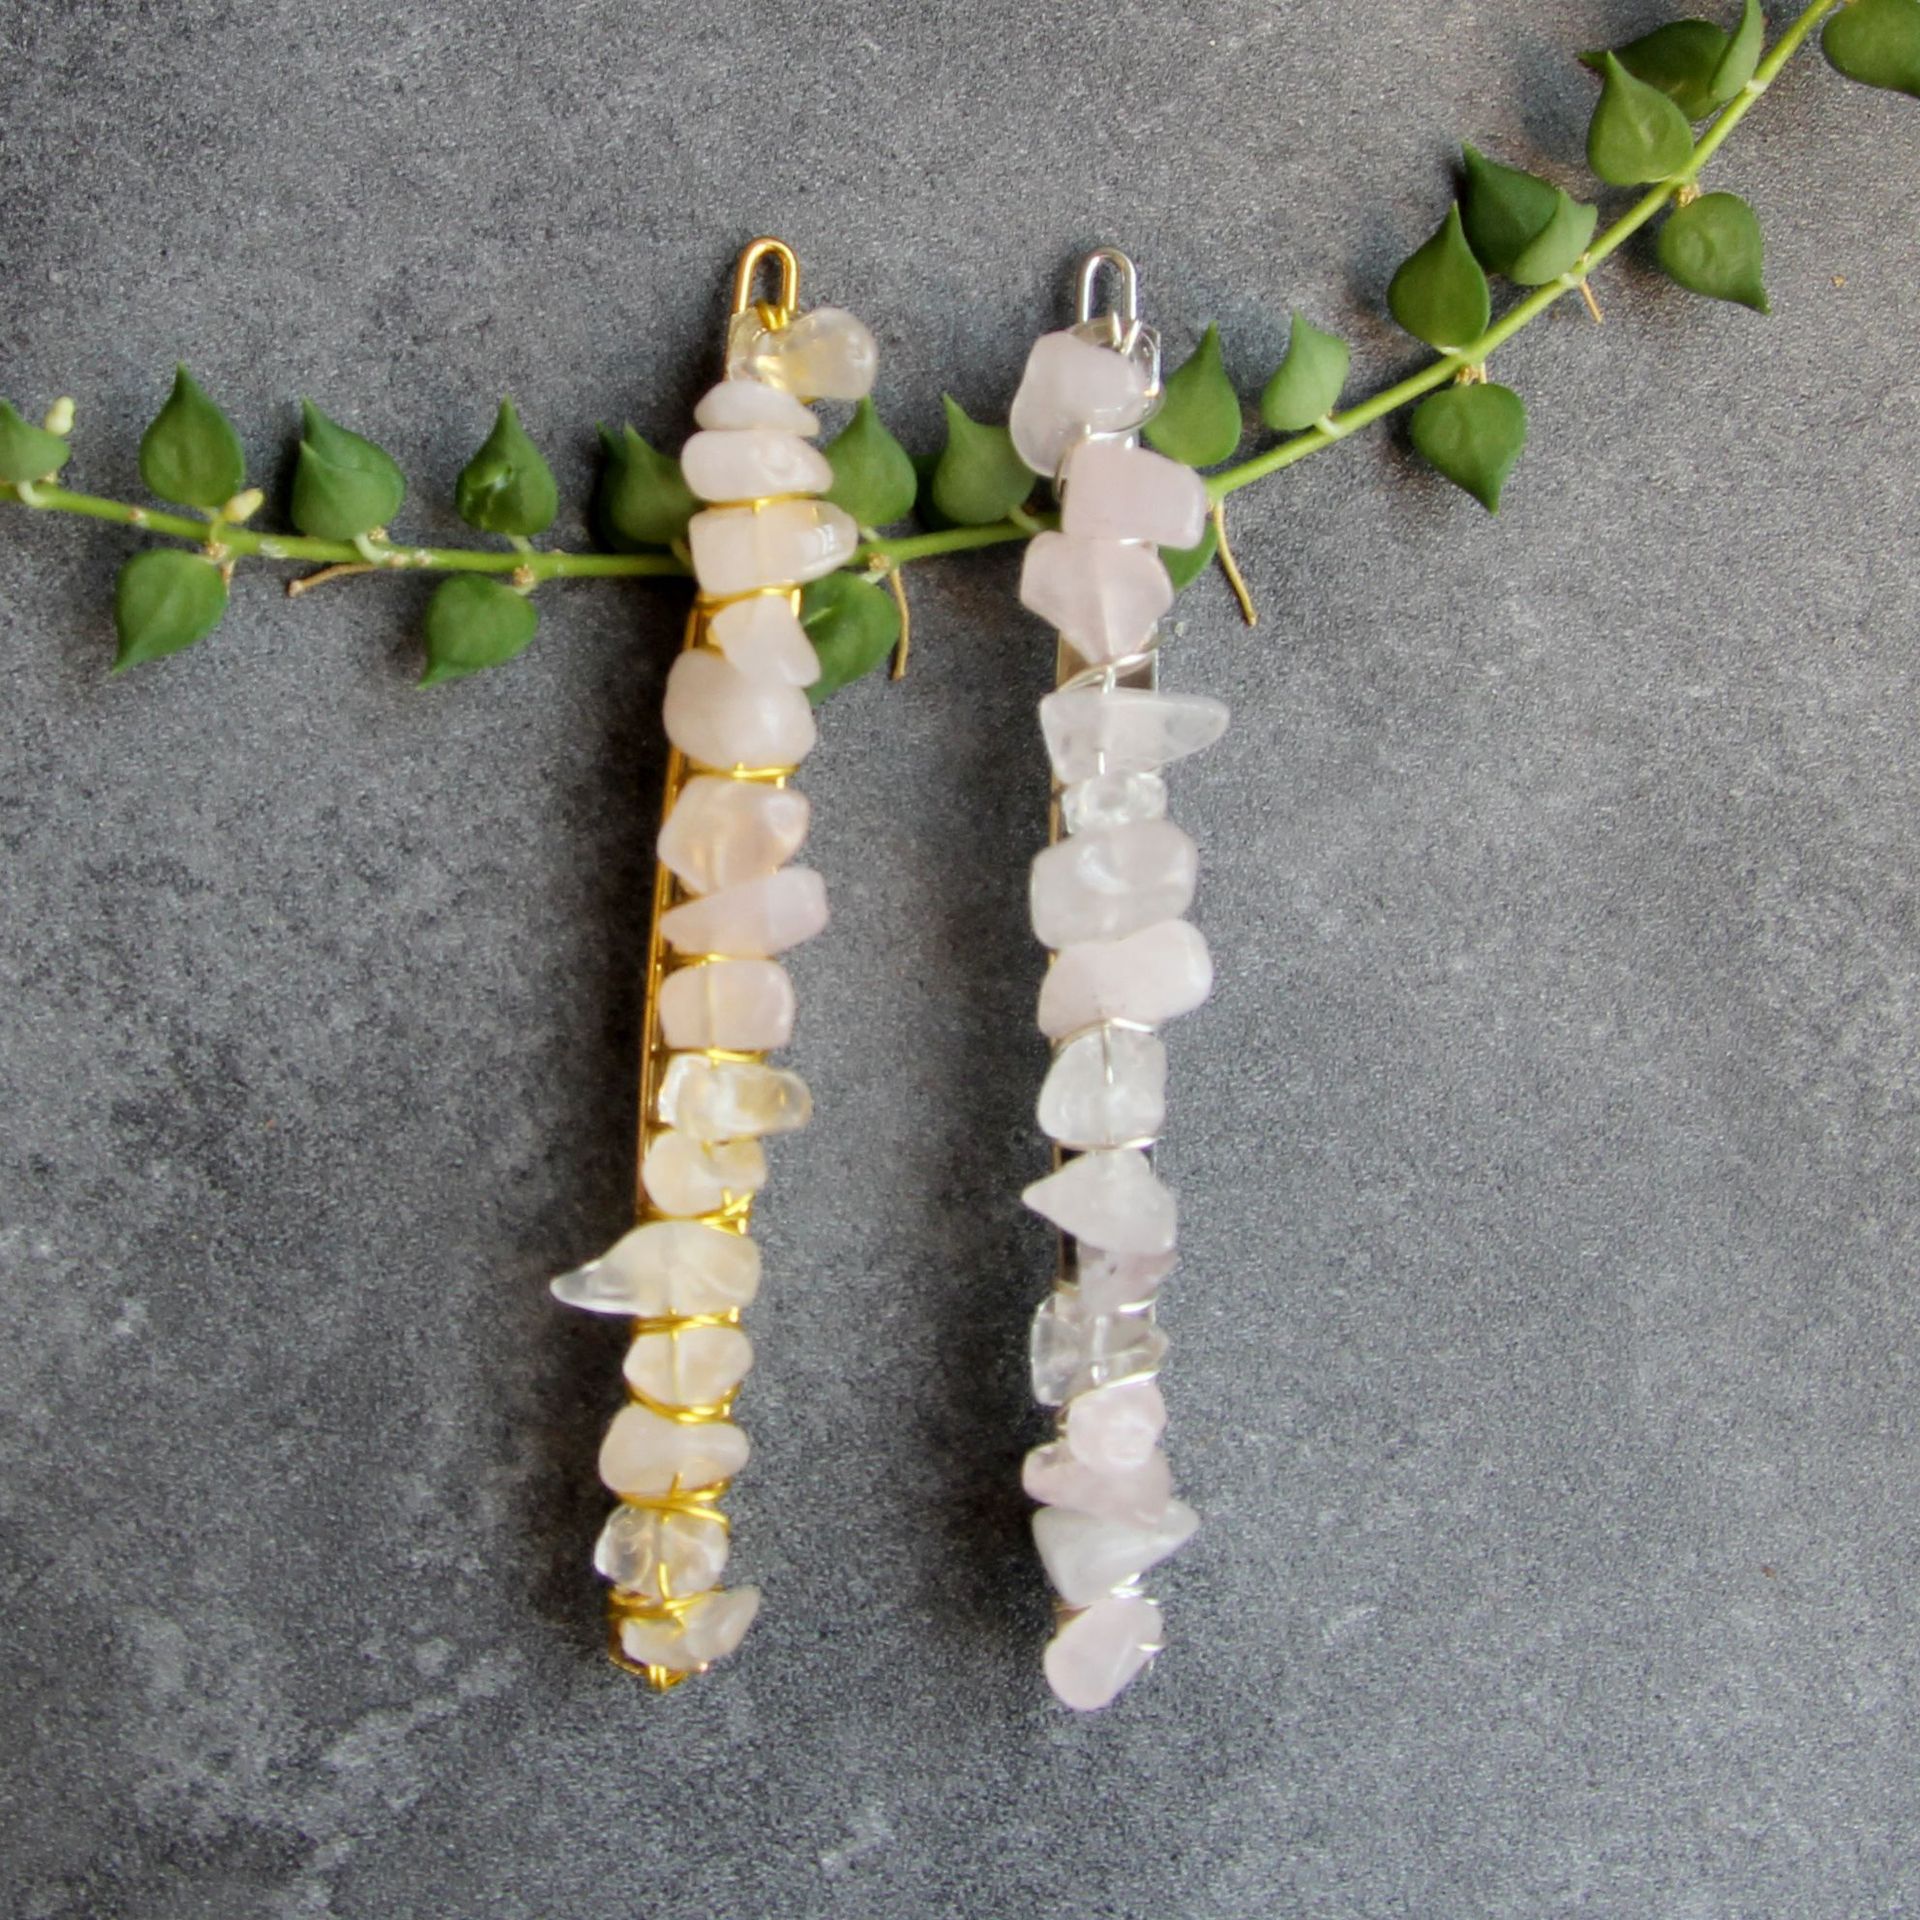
[1039, 688, 1229, 784]
[1060, 771, 1167, 834]
[726, 307, 877, 402]
[657, 1055, 812, 1142]
[594, 1504, 730, 1603]
[1030, 1289, 1169, 1405]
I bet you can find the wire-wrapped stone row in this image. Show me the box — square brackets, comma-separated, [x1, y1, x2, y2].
[1009, 253, 1229, 1711]
[549, 241, 876, 1686]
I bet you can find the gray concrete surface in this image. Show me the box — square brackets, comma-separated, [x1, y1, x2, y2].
[2, 2, 1918, 1914]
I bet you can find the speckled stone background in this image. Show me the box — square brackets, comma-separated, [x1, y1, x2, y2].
[2, 2, 1918, 1915]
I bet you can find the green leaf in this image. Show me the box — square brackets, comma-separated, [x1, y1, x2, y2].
[1258, 312, 1350, 433]
[1582, 22, 1731, 120]
[420, 576, 540, 685]
[0, 400, 71, 485]
[138, 367, 246, 510]
[930, 396, 1033, 526]
[1712, 0, 1766, 99]
[112, 549, 229, 669]
[290, 400, 406, 540]
[822, 398, 918, 528]
[1144, 325, 1243, 467]
[1587, 51, 1697, 184]
[1387, 204, 1491, 351]
[1657, 191, 1771, 313]
[799, 569, 899, 702]
[1824, 0, 1920, 97]
[1161, 517, 1219, 591]
[1459, 145, 1599, 285]
[455, 399, 558, 538]
[1410, 382, 1528, 513]
[594, 424, 695, 550]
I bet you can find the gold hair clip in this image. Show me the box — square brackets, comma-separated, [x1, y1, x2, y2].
[549, 240, 877, 1685]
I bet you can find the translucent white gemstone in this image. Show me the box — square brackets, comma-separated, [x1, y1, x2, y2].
[1039, 688, 1230, 784]
[1075, 1249, 1176, 1314]
[1043, 1593, 1163, 1712]
[623, 1322, 754, 1408]
[614, 1585, 762, 1673]
[657, 777, 810, 896]
[1060, 438, 1209, 549]
[1019, 533, 1172, 666]
[657, 1055, 812, 1142]
[680, 428, 832, 503]
[1023, 1440, 1173, 1526]
[595, 1504, 729, 1602]
[1038, 1026, 1167, 1149]
[1037, 920, 1214, 1040]
[728, 308, 877, 402]
[550, 1220, 761, 1317]
[599, 1403, 750, 1497]
[693, 379, 821, 438]
[1032, 1500, 1198, 1607]
[1061, 771, 1167, 834]
[708, 595, 820, 687]
[1023, 1149, 1176, 1256]
[1066, 1380, 1167, 1472]
[1031, 1290, 1168, 1405]
[658, 959, 795, 1051]
[1030, 821, 1198, 949]
[640, 1129, 768, 1215]
[659, 868, 828, 958]
[1009, 330, 1153, 475]
[687, 500, 858, 597]
[663, 651, 816, 771]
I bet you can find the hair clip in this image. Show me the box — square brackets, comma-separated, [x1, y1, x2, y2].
[548, 239, 877, 1686]
[1007, 248, 1228, 1710]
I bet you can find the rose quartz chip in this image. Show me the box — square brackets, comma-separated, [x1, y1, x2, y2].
[1030, 820, 1198, 948]
[1043, 1594, 1163, 1711]
[657, 777, 810, 896]
[1009, 329, 1153, 474]
[1019, 532, 1172, 665]
[658, 959, 795, 1051]
[1032, 1500, 1198, 1607]
[680, 428, 832, 503]
[1037, 920, 1214, 1039]
[1022, 1148, 1177, 1256]
[599, 1403, 749, 1498]
[660, 868, 829, 958]
[615, 1585, 762, 1673]
[708, 595, 821, 686]
[687, 499, 857, 596]
[662, 651, 816, 772]
[1060, 438, 1209, 548]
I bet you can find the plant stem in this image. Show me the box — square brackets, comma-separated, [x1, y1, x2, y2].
[0, 482, 685, 579]
[1207, 0, 1842, 504]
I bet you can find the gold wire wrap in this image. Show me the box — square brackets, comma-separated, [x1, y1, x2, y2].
[604, 241, 807, 1687]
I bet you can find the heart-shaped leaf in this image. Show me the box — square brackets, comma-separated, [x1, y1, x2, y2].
[1161, 516, 1219, 591]
[0, 400, 71, 485]
[1410, 382, 1529, 513]
[113, 548, 229, 669]
[799, 568, 899, 702]
[291, 400, 406, 540]
[420, 575, 539, 685]
[139, 367, 246, 510]
[1582, 21, 1730, 120]
[823, 398, 918, 528]
[456, 399, 557, 538]
[1657, 191, 1770, 312]
[1824, 0, 1920, 97]
[1460, 145, 1598, 285]
[930, 397, 1033, 526]
[1712, 0, 1766, 100]
[1587, 51, 1697, 184]
[1259, 312, 1350, 433]
[1388, 204, 1491, 351]
[1145, 324, 1243, 468]
[595, 424, 695, 550]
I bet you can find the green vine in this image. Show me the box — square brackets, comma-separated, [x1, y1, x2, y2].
[1, 0, 1914, 685]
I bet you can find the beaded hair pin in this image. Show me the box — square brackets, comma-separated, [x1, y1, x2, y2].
[548, 241, 876, 1685]
[1010, 251, 1228, 1710]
